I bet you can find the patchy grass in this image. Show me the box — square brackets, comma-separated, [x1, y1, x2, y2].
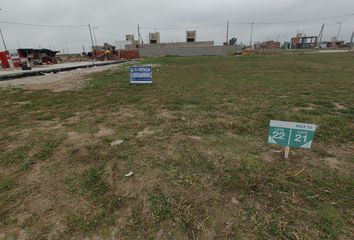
[0, 53, 353, 239]
[35, 136, 67, 161]
[148, 192, 172, 222]
[0, 177, 15, 193]
[81, 166, 110, 196]
[319, 204, 345, 240]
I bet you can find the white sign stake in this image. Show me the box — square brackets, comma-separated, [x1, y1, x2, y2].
[285, 146, 290, 159]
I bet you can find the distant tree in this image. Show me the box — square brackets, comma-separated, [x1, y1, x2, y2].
[229, 38, 237, 46]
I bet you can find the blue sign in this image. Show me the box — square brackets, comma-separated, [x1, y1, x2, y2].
[130, 66, 152, 84]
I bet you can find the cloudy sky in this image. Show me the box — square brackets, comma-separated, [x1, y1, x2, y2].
[0, 0, 353, 52]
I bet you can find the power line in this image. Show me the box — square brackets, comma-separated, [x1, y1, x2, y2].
[140, 22, 227, 31]
[135, 12, 354, 32]
[229, 22, 252, 25]
[0, 12, 353, 30]
[247, 12, 354, 25]
[0, 12, 353, 49]
[0, 19, 87, 28]
[96, 28, 123, 38]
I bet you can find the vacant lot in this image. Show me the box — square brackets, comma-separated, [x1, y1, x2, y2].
[0, 53, 353, 239]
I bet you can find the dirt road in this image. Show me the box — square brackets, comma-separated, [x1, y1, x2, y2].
[0, 64, 121, 92]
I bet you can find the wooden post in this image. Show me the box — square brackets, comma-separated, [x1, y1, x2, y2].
[285, 146, 290, 159]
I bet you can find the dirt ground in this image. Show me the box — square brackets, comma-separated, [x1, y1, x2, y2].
[0, 64, 121, 92]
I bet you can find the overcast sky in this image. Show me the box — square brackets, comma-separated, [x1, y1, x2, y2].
[0, 0, 353, 52]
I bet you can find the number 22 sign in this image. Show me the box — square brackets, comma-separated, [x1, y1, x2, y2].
[268, 120, 317, 149]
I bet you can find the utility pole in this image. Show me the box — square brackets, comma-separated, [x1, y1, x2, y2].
[0, 28, 8, 51]
[335, 22, 342, 49]
[226, 20, 229, 45]
[138, 24, 143, 45]
[88, 24, 95, 64]
[65, 43, 69, 55]
[0, 9, 6, 51]
[249, 22, 254, 48]
[88, 24, 95, 51]
[65, 43, 70, 61]
[138, 24, 140, 44]
[92, 26, 98, 46]
[336, 22, 342, 41]
[350, 30, 354, 50]
[317, 24, 325, 48]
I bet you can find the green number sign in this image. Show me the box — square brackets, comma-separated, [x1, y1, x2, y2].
[268, 120, 317, 149]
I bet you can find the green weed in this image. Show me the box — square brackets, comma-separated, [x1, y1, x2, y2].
[81, 166, 109, 196]
[148, 193, 172, 222]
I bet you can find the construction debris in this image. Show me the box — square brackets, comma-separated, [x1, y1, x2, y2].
[125, 171, 134, 177]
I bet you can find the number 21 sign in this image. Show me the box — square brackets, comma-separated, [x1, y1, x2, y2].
[268, 120, 317, 149]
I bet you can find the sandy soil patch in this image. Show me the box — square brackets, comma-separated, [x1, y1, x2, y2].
[188, 136, 203, 141]
[137, 128, 155, 138]
[109, 107, 145, 122]
[261, 149, 286, 162]
[156, 109, 178, 121]
[293, 103, 318, 112]
[95, 127, 115, 137]
[334, 103, 347, 110]
[66, 131, 94, 147]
